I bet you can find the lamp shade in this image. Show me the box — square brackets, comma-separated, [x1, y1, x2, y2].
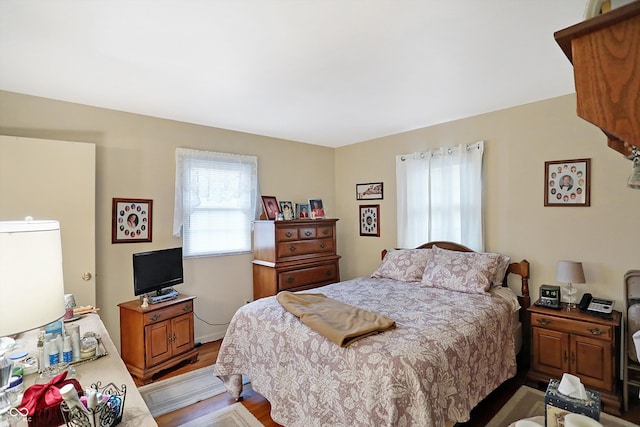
[556, 260, 586, 284]
[0, 219, 65, 336]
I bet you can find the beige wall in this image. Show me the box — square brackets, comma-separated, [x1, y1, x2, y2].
[0, 90, 335, 348]
[2, 90, 639, 350]
[334, 94, 640, 310]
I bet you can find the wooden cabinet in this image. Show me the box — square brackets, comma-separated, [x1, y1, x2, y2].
[119, 294, 198, 384]
[554, 1, 640, 156]
[252, 218, 341, 299]
[528, 303, 622, 414]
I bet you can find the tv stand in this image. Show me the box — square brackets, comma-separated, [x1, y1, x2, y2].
[119, 294, 198, 384]
[148, 287, 178, 304]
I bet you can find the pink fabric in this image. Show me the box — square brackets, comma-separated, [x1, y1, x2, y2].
[215, 276, 518, 427]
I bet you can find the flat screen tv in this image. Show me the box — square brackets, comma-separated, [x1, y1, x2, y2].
[133, 247, 183, 296]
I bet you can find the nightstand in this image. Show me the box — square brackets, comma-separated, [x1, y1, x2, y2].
[527, 302, 622, 415]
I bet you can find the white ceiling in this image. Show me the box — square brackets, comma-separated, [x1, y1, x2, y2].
[0, 1, 589, 147]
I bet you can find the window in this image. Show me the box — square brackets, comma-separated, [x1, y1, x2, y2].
[173, 148, 258, 257]
[396, 141, 484, 251]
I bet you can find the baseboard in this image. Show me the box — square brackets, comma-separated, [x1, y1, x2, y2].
[196, 331, 226, 344]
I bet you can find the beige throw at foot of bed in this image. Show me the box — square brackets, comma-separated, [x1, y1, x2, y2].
[276, 291, 396, 347]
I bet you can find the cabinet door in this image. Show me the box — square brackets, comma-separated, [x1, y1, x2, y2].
[571, 334, 613, 391]
[532, 327, 569, 377]
[145, 320, 172, 366]
[171, 313, 194, 355]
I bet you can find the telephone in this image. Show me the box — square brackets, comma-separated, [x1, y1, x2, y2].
[578, 293, 615, 314]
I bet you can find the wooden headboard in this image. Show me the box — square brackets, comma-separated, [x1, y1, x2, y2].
[381, 241, 530, 311]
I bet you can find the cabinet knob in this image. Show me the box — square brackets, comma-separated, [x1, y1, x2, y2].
[587, 328, 603, 335]
[304, 231, 312, 237]
[150, 314, 160, 321]
[289, 246, 297, 252]
[536, 318, 550, 326]
[286, 232, 293, 237]
[563, 350, 568, 363]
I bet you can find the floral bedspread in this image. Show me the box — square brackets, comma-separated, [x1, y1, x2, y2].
[214, 277, 519, 427]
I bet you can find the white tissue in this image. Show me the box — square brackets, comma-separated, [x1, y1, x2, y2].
[557, 373, 588, 400]
[564, 413, 603, 427]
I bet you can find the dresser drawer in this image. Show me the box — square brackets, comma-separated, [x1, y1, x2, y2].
[143, 301, 193, 326]
[277, 227, 300, 241]
[277, 238, 335, 259]
[531, 312, 613, 340]
[278, 263, 338, 291]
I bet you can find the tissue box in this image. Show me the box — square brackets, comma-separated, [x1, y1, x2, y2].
[545, 379, 600, 427]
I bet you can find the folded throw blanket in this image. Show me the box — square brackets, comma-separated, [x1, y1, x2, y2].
[276, 291, 396, 347]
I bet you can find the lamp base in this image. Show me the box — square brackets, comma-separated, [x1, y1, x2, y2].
[564, 282, 577, 311]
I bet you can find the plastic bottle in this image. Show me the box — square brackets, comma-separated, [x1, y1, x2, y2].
[36, 331, 45, 370]
[71, 331, 81, 362]
[55, 335, 64, 363]
[63, 336, 73, 363]
[48, 341, 60, 366]
[59, 383, 89, 414]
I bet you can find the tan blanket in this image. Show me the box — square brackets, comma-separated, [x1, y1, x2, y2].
[276, 291, 396, 347]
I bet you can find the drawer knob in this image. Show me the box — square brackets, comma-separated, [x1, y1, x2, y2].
[324, 270, 332, 276]
[289, 246, 297, 252]
[587, 328, 603, 336]
[286, 277, 295, 284]
[320, 243, 326, 249]
[321, 230, 329, 235]
[304, 231, 312, 237]
[150, 314, 160, 321]
[182, 304, 191, 312]
[536, 318, 550, 326]
[286, 232, 293, 237]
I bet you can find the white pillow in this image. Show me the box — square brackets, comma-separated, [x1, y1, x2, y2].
[371, 249, 432, 282]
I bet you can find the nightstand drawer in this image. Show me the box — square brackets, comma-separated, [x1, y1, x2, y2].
[531, 313, 613, 340]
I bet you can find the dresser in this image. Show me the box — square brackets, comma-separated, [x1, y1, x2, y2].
[252, 218, 341, 299]
[527, 303, 622, 415]
[118, 294, 198, 384]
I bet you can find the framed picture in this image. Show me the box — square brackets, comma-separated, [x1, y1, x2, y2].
[279, 201, 294, 220]
[359, 204, 380, 237]
[261, 196, 280, 220]
[112, 198, 152, 243]
[296, 203, 310, 219]
[308, 198, 325, 218]
[356, 182, 383, 200]
[544, 159, 591, 207]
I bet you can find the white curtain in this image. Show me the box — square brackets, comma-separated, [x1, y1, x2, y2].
[396, 141, 484, 251]
[173, 148, 259, 257]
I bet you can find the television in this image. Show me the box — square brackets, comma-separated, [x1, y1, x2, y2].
[133, 247, 184, 296]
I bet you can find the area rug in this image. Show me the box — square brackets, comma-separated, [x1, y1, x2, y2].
[139, 365, 248, 417]
[487, 386, 636, 427]
[177, 402, 263, 427]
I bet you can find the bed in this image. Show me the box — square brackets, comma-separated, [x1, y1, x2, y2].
[214, 241, 530, 427]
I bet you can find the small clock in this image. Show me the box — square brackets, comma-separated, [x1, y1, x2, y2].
[535, 284, 561, 309]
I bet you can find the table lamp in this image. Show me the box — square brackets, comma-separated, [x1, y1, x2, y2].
[0, 219, 66, 414]
[556, 260, 586, 310]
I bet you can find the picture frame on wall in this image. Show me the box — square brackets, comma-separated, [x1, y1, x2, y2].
[359, 204, 380, 237]
[356, 182, 383, 200]
[308, 198, 325, 218]
[112, 198, 153, 243]
[544, 158, 591, 207]
[261, 195, 280, 220]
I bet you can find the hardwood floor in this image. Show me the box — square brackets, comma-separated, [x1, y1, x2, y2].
[137, 341, 640, 426]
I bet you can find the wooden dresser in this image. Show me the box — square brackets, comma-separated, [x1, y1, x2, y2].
[252, 218, 341, 299]
[527, 303, 622, 415]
